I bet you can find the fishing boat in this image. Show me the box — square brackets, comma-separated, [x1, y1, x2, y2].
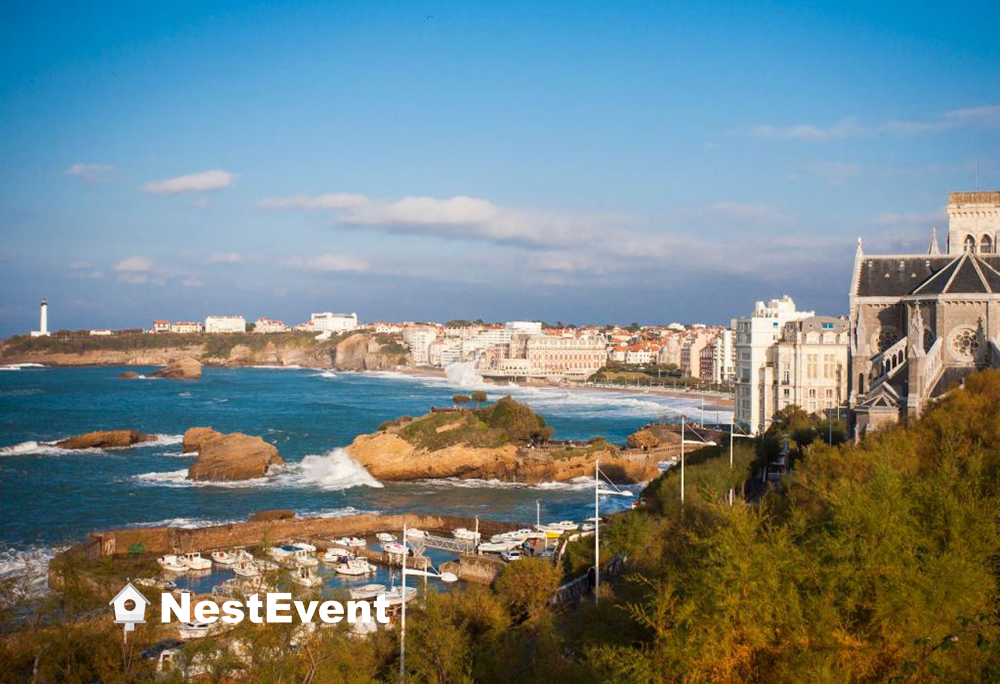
[349, 583, 387, 600]
[233, 560, 260, 578]
[178, 621, 216, 639]
[283, 548, 319, 568]
[375, 532, 395, 543]
[322, 547, 352, 564]
[291, 566, 322, 588]
[157, 554, 188, 573]
[453, 528, 481, 542]
[477, 540, 518, 554]
[178, 552, 212, 571]
[335, 558, 375, 576]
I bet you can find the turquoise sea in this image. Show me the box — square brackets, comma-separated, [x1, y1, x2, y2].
[0, 364, 730, 581]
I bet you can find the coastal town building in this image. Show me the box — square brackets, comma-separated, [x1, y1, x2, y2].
[734, 296, 816, 433]
[170, 321, 203, 334]
[309, 312, 358, 333]
[711, 328, 737, 383]
[480, 330, 608, 380]
[89, 328, 113, 336]
[849, 191, 1000, 437]
[402, 326, 438, 366]
[772, 317, 849, 415]
[30, 299, 50, 337]
[505, 321, 543, 334]
[253, 317, 289, 334]
[152, 320, 170, 333]
[204, 315, 247, 334]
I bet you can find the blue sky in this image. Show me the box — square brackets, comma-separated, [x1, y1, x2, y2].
[1, 1, 998, 335]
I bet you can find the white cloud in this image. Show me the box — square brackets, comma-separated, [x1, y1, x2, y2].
[209, 252, 244, 264]
[258, 193, 369, 210]
[282, 254, 369, 273]
[750, 104, 1000, 142]
[114, 256, 154, 273]
[65, 162, 115, 183]
[68, 261, 104, 279]
[144, 169, 237, 195]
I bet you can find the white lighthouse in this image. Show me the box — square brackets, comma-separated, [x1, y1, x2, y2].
[30, 299, 50, 337]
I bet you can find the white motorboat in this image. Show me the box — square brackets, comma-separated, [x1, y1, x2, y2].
[333, 536, 366, 548]
[349, 583, 387, 600]
[157, 554, 188, 573]
[291, 567, 323, 588]
[405, 528, 426, 539]
[375, 532, 395, 543]
[382, 541, 410, 556]
[477, 541, 518, 554]
[453, 528, 481, 542]
[178, 621, 216, 639]
[535, 524, 566, 539]
[211, 550, 238, 565]
[553, 520, 579, 531]
[382, 585, 418, 606]
[178, 552, 212, 571]
[233, 560, 260, 578]
[336, 558, 375, 576]
[267, 546, 292, 560]
[292, 541, 317, 553]
[322, 547, 352, 563]
[597, 487, 635, 498]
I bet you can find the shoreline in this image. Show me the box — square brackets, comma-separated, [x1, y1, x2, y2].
[391, 365, 733, 408]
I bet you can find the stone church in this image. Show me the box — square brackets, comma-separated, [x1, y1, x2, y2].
[849, 191, 1000, 436]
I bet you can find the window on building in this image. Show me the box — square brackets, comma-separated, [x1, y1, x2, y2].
[809, 389, 816, 398]
[964, 235, 976, 253]
[826, 389, 833, 398]
[982, 235, 994, 254]
[783, 388, 790, 398]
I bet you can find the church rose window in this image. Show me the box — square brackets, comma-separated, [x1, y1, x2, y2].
[949, 327, 980, 361]
[872, 327, 900, 353]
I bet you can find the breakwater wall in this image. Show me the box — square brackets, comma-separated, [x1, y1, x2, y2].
[82, 513, 523, 558]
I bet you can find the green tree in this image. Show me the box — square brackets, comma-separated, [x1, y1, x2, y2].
[452, 394, 471, 408]
[494, 559, 561, 622]
[470, 390, 488, 407]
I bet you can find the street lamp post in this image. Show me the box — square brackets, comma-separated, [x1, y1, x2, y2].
[594, 457, 600, 604]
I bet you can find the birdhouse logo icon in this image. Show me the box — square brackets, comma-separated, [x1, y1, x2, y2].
[109, 582, 151, 632]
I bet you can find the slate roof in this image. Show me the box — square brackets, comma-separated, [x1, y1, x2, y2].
[856, 252, 1000, 297]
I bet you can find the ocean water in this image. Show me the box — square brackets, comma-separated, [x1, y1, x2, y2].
[0, 364, 730, 580]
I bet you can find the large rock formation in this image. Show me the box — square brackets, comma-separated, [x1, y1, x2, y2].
[118, 371, 141, 380]
[183, 427, 221, 453]
[187, 431, 283, 481]
[346, 408, 662, 484]
[332, 333, 405, 371]
[151, 357, 202, 380]
[55, 430, 154, 449]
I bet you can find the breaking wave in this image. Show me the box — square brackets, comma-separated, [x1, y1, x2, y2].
[0, 546, 65, 595]
[132, 449, 382, 491]
[0, 433, 183, 457]
[0, 363, 46, 371]
[311, 370, 337, 379]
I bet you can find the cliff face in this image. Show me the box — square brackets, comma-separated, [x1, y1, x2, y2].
[346, 423, 663, 484]
[0, 332, 405, 371]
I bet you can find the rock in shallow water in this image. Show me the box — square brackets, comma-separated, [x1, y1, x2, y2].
[151, 357, 202, 380]
[55, 430, 153, 449]
[187, 432, 283, 481]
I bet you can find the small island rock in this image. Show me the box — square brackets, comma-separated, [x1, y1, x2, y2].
[55, 430, 153, 449]
[187, 432, 283, 482]
[151, 357, 202, 380]
[118, 371, 142, 380]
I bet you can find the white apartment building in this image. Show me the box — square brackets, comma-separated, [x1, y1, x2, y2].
[428, 339, 463, 366]
[771, 317, 848, 415]
[505, 321, 543, 334]
[310, 312, 358, 333]
[483, 332, 608, 380]
[205, 315, 247, 334]
[253, 317, 289, 333]
[402, 326, 438, 366]
[734, 296, 814, 433]
[711, 328, 736, 383]
[170, 321, 203, 334]
[152, 320, 170, 333]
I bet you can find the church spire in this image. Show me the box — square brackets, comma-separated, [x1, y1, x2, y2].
[928, 227, 940, 255]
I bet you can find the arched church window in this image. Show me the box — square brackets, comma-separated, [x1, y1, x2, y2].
[981, 235, 993, 254]
[923, 328, 935, 353]
[872, 327, 900, 353]
[949, 327, 980, 362]
[964, 235, 977, 253]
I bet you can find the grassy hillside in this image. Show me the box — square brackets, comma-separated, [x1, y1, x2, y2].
[391, 395, 555, 450]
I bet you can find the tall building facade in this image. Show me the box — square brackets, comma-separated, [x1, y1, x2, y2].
[849, 191, 1000, 436]
[734, 296, 815, 433]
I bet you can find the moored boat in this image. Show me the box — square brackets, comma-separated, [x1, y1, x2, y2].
[178, 552, 212, 571]
[349, 583, 387, 600]
[157, 554, 188, 573]
[336, 558, 375, 576]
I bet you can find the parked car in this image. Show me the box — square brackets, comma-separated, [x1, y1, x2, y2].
[501, 548, 522, 562]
